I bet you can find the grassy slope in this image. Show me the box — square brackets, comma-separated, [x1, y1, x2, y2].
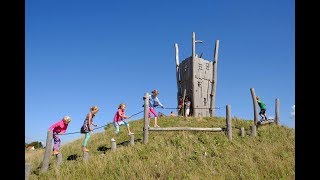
[25, 116, 294, 180]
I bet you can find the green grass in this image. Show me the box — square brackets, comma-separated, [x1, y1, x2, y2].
[25, 116, 294, 180]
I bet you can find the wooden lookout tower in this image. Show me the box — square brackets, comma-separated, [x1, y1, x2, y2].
[175, 32, 220, 117]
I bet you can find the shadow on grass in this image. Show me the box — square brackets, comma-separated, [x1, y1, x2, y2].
[97, 138, 143, 153]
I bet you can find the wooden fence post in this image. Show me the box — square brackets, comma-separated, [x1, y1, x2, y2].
[210, 40, 219, 117]
[226, 105, 232, 140]
[25, 163, 31, 180]
[182, 89, 186, 117]
[275, 98, 280, 126]
[129, 134, 134, 146]
[250, 125, 257, 137]
[250, 88, 259, 126]
[111, 139, 117, 151]
[83, 151, 89, 162]
[143, 93, 149, 144]
[56, 153, 62, 166]
[240, 127, 245, 137]
[40, 131, 53, 173]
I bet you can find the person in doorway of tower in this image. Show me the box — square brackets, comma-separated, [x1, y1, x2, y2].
[256, 96, 268, 122]
[177, 96, 184, 116]
[184, 97, 191, 117]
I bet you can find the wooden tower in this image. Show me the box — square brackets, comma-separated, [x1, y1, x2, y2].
[175, 32, 220, 117]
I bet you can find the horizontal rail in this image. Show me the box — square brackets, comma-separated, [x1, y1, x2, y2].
[148, 127, 224, 131]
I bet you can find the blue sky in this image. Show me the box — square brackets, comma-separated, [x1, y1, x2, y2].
[25, 0, 295, 144]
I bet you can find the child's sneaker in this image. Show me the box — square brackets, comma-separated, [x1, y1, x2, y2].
[154, 125, 160, 128]
[128, 132, 134, 135]
[111, 138, 116, 142]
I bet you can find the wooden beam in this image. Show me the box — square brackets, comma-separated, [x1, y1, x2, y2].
[148, 127, 223, 131]
[257, 119, 275, 126]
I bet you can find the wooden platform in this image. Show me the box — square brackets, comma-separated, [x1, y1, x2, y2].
[257, 119, 275, 125]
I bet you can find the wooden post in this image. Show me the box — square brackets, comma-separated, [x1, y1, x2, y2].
[83, 151, 89, 161]
[111, 139, 117, 151]
[210, 40, 219, 117]
[175, 43, 181, 99]
[129, 134, 134, 146]
[275, 98, 280, 126]
[250, 125, 257, 137]
[182, 89, 186, 117]
[25, 163, 31, 180]
[56, 153, 62, 166]
[192, 32, 195, 59]
[226, 105, 232, 140]
[40, 131, 53, 173]
[143, 93, 149, 144]
[250, 88, 259, 126]
[240, 127, 245, 137]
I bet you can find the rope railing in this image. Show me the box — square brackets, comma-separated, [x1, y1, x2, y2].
[60, 110, 144, 135]
[54, 105, 224, 136]
[163, 107, 222, 110]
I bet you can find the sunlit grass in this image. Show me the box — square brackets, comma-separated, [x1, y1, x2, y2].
[26, 116, 294, 179]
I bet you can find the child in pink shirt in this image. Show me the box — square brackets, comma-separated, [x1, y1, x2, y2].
[48, 116, 71, 155]
[112, 103, 134, 141]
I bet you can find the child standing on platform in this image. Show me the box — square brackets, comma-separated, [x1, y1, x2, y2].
[147, 89, 164, 127]
[256, 96, 268, 121]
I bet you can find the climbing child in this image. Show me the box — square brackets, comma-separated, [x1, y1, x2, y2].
[147, 89, 164, 127]
[80, 106, 99, 152]
[112, 103, 134, 141]
[48, 116, 71, 155]
[256, 96, 268, 121]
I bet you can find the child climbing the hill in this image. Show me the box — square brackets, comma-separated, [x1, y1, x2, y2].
[256, 96, 268, 121]
[80, 106, 99, 152]
[148, 89, 164, 127]
[112, 103, 134, 141]
[48, 116, 71, 155]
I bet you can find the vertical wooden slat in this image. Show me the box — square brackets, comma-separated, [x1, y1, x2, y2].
[210, 40, 219, 117]
[250, 88, 259, 126]
[40, 131, 53, 173]
[226, 105, 232, 140]
[275, 98, 280, 126]
[143, 93, 149, 144]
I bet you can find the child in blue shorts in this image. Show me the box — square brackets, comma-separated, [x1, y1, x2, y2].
[112, 103, 134, 141]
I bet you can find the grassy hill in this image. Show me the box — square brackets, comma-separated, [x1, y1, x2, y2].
[25, 116, 294, 179]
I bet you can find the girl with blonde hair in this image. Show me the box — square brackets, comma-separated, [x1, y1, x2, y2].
[80, 106, 99, 152]
[112, 103, 134, 141]
[48, 116, 71, 155]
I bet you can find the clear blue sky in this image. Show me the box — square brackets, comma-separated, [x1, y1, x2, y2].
[25, 0, 295, 144]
